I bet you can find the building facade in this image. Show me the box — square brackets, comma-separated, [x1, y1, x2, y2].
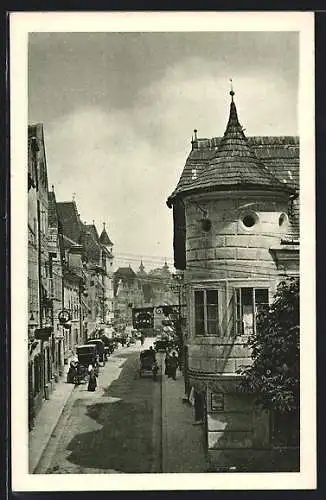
[57, 202, 85, 362]
[167, 92, 299, 470]
[47, 189, 65, 377]
[28, 124, 56, 428]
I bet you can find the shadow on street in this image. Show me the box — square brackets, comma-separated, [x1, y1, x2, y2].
[63, 351, 161, 473]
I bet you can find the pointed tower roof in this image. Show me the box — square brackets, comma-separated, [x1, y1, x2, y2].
[99, 222, 113, 246]
[168, 90, 295, 202]
[137, 259, 147, 277]
[162, 260, 170, 273]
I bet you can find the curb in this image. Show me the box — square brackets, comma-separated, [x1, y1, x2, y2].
[161, 354, 167, 473]
[30, 383, 75, 473]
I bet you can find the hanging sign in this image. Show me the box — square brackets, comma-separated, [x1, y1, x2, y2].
[58, 309, 71, 324]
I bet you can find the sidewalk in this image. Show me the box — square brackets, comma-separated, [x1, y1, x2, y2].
[29, 366, 75, 473]
[162, 366, 208, 473]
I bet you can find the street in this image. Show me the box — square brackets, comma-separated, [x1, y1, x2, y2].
[35, 338, 163, 474]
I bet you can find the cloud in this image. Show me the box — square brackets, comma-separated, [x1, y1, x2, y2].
[42, 49, 297, 270]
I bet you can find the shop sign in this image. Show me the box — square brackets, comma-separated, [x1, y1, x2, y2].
[211, 392, 224, 412]
[58, 309, 71, 324]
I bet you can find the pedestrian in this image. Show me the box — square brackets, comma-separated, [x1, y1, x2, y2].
[148, 345, 156, 362]
[168, 352, 178, 380]
[88, 367, 97, 392]
[165, 352, 171, 375]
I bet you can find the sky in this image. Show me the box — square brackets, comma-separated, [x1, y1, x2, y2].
[28, 31, 299, 271]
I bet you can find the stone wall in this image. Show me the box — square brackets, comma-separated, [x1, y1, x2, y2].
[184, 190, 290, 281]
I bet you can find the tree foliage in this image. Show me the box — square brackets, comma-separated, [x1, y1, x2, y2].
[239, 277, 299, 414]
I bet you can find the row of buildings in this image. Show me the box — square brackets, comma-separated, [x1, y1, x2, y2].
[113, 261, 178, 332]
[28, 123, 115, 430]
[27, 122, 177, 431]
[167, 90, 300, 470]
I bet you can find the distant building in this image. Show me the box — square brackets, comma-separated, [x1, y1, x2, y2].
[113, 266, 138, 331]
[114, 261, 179, 334]
[99, 223, 115, 327]
[167, 91, 299, 470]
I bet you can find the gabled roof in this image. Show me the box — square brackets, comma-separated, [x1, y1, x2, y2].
[48, 191, 58, 228]
[170, 95, 294, 200]
[79, 224, 101, 264]
[57, 201, 81, 243]
[85, 224, 99, 243]
[62, 234, 82, 251]
[99, 224, 113, 246]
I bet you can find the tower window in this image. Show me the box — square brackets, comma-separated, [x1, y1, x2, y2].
[194, 289, 220, 335]
[279, 213, 288, 227]
[241, 213, 258, 228]
[234, 287, 269, 336]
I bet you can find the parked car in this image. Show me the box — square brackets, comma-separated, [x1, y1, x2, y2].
[86, 338, 106, 365]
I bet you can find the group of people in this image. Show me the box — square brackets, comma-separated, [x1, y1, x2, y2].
[67, 361, 98, 392]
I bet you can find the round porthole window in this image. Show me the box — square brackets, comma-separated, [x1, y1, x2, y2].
[201, 218, 212, 232]
[279, 213, 288, 227]
[241, 212, 258, 229]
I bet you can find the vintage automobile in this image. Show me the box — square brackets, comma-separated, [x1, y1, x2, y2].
[86, 338, 106, 365]
[139, 349, 159, 380]
[75, 344, 99, 382]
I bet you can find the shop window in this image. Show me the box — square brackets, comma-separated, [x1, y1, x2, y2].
[234, 287, 269, 336]
[194, 289, 219, 335]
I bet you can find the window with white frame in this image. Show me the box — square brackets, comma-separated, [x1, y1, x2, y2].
[194, 289, 219, 335]
[234, 287, 269, 336]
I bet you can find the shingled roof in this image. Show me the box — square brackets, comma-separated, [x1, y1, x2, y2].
[79, 223, 102, 264]
[99, 223, 114, 246]
[169, 95, 295, 201]
[170, 135, 299, 200]
[48, 191, 58, 228]
[167, 93, 300, 248]
[85, 224, 99, 243]
[57, 202, 81, 243]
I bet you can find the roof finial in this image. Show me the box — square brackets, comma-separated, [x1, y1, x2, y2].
[229, 78, 235, 101]
[194, 129, 198, 140]
[92, 219, 95, 225]
[51, 184, 54, 192]
[72, 192, 76, 201]
[103, 222, 106, 230]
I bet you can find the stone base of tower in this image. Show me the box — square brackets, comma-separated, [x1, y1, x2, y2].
[188, 372, 299, 472]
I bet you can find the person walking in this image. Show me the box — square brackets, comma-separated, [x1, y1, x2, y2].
[140, 332, 145, 346]
[168, 352, 179, 380]
[165, 352, 171, 376]
[87, 367, 97, 392]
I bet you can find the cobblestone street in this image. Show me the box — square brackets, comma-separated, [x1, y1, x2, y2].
[34, 340, 162, 473]
[32, 338, 207, 474]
